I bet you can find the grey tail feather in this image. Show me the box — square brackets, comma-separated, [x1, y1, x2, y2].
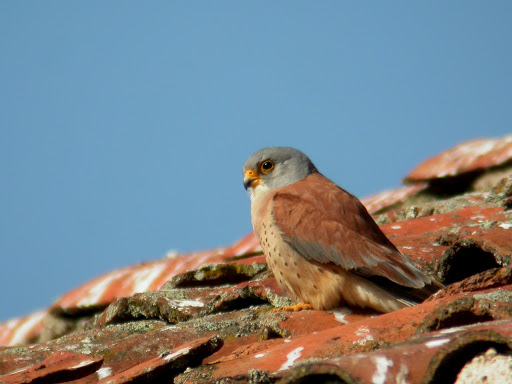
[367, 275, 443, 305]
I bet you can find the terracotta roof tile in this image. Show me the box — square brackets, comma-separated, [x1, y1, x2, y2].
[1, 137, 512, 383]
[405, 135, 512, 182]
[1, 352, 103, 383]
[53, 233, 262, 314]
[0, 310, 46, 347]
[360, 183, 428, 214]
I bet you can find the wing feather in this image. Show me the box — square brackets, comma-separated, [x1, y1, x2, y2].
[271, 173, 432, 288]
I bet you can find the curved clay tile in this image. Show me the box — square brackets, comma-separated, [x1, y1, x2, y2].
[405, 135, 512, 182]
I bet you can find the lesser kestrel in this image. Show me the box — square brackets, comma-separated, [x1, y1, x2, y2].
[243, 147, 441, 313]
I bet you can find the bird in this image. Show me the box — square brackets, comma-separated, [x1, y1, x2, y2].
[243, 147, 442, 313]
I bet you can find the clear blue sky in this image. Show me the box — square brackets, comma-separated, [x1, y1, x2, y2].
[1, 2, 511, 321]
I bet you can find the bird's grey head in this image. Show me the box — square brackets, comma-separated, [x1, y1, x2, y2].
[243, 147, 318, 194]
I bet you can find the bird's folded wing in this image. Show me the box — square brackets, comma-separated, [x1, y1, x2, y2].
[271, 173, 431, 289]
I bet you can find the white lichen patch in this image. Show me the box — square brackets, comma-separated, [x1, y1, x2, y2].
[132, 264, 167, 293]
[169, 299, 205, 308]
[425, 338, 450, 348]
[72, 360, 97, 369]
[372, 355, 394, 384]
[355, 326, 374, 346]
[278, 347, 304, 371]
[439, 325, 470, 334]
[77, 271, 125, 307]
[163, 346, 191, 361]
[330, 307, 352, 324]
[96, 367, 112, 380]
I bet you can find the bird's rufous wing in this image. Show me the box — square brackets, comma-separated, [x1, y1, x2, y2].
[271, 173, 431, 288]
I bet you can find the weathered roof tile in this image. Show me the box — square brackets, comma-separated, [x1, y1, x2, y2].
[1, 351, 103, 384]
[405, 135, 512, 182]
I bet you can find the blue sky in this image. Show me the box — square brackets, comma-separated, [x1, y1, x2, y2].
[1, 2, 511, 321]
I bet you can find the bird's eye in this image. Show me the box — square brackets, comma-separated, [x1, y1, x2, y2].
[260, 160, 275, 174]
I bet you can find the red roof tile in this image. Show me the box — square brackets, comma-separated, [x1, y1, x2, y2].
[360, 183, 427, 214]
[0, 310, 46, 347]
[405, 135, 512, 182]
[1, 352, 103, 384]
[54, 233, 262, 314]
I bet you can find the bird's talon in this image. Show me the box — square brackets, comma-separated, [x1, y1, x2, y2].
[273, 302, 314, 312]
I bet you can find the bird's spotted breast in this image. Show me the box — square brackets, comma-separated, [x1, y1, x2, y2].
[257, 211, 349, 309]
[258, 216, 300, 297]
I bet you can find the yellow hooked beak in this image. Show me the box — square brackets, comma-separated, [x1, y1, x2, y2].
[243, 169, 261, 190]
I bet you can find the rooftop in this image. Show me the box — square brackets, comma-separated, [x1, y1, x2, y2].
[1, 135, 512, 383]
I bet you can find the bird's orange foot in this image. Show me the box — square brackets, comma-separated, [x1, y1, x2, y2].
[273, 302, 314, 312]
